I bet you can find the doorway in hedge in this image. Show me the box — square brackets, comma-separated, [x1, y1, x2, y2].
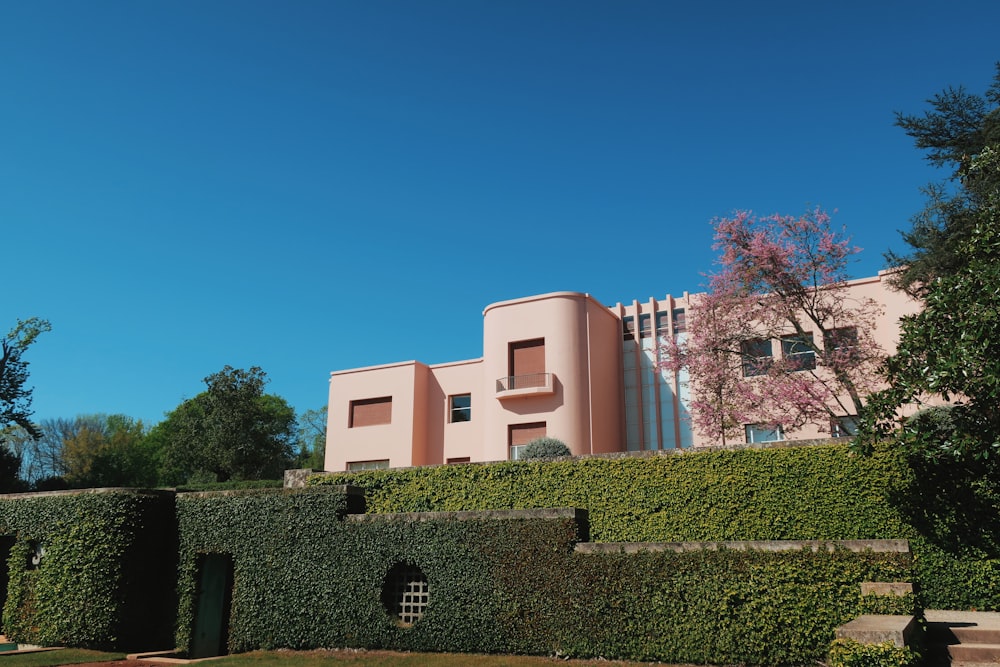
[190, 553, 234, 659]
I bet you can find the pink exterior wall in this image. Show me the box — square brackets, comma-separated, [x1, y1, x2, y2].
[325, 273, 920, 470]
[326, 361, 429, 471]
[481, 292, 623, 460]
[428, 359, 483, 463]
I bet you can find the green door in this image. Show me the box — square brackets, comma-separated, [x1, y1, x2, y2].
[190, 553, 233, 659]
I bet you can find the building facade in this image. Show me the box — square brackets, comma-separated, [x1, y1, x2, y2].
[325, 273, 916, 471]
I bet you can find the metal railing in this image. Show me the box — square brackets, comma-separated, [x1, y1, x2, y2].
[496, 373, 552, 393]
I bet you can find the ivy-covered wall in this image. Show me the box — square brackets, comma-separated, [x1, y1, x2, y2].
[0, 489, 176, 650]
[174, 486, 912, 665]
[311, 442, 1000, 610]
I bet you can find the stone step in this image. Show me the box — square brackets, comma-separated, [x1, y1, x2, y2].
[949, 642, 1000, 663]
[952, 626, 1000, 645]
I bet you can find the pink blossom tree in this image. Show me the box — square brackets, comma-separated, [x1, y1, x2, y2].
[661, 208, 884, 444]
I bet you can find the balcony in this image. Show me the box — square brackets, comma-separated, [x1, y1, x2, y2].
[496, 372, 555, 399]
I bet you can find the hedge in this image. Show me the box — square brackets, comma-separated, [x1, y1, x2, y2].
[311, 442, 1000, 609]
[174, 486, 911, 664]
[0, 489, 176, 650]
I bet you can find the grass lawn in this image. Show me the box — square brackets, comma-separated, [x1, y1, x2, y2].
[0, 649, 125, 666]
[0, 648, 663, 667]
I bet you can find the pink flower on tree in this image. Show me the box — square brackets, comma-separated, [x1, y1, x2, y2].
[660, 208, 884, 445]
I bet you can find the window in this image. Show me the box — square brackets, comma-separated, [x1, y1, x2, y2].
[741, 338, 773, 377]
[446, 457, 471, 464]
[347, 459, 390, 471]
[672, 308, 686, 333]
[349, 397, 392, 427]
[824, 326, 859, 361]
[506, 338, 546, 389]
[781, 333, 816, 370]
[656, 312, 670, 335]
[639, 314, 652, 338]
[745, 424, 784, 444]
[381, 562, 429, 627]
[509, 422, 546, 460]
[622, 316, 635, 341]
[831, 415, 859, 438]
[449, 394, 471, 423]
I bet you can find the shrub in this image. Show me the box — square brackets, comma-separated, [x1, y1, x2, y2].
[0, 489, 176, 650]
[828, 638, 920, 667]
[311, 442, 1000, 609]
[521, 437, 571, 459]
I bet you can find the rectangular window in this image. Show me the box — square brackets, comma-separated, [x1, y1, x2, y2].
[349, 397, 392, 427]
[509, 422, 546, 460]
[507, 338, 546, 389]
[449, 394, 471, 423]
[446, 457, 471, 464]
[741, 338, 773, 377]
[824, 326, 859, 362]
[347, 459, 390, 471]
[831, 415, 859, 438]
[745, 424, 784, 444]
[672, 308, 686, 333]
[639, 314, 652, 338]
[781, 333, 816, 370]
[622, 316, 635, 341]
[655, 312, 670, 335]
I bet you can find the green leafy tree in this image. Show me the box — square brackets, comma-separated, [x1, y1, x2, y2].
[294, 406, 327, 470]
[862, 146, 1000, 459]
[0, 318, 51, 439]
[157, 366, 296, 484]
[62, 414, 158, 488]
[887, 63, 1000, 296]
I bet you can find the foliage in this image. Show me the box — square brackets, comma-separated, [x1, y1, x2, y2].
[863, 146, 1000, 459]
[174, 486, 909, 665]
[520, 437, 570, 459]
[0, 318, 51, 440]
[0, 489, 176, 650]
[294, 405, 327, 470]
[156, 366, 296, 484]
[888, 63, 1000, 296]
[827, 638, 920, 667]
[313, 442, 1000, 610]
[61, 414, 158, 488]
[175, 478, 283, 492]
[659, 208, 883, 443]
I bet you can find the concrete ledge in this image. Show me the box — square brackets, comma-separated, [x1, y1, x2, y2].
[575, 539, 910, 554]
[127, 650, 227, 664]
[862, 582, 914, 596]
[348, 507, 590, 541]
[836, 615, 918, 648]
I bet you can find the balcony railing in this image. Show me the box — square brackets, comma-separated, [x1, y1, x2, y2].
[496, 373, 554, 398]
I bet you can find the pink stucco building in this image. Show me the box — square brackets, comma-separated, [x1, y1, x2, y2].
[325, 273, 917, 471]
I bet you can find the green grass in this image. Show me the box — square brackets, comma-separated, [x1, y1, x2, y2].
[0, 649, 662, 666]
[0, 649, 124, 666]
[210, 650, 660, 666]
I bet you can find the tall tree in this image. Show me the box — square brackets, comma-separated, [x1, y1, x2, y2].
[0, 318, 51, 440]
[661, 209, 884, 444]
[157, 366, 296, 484]
[887, 63, 1000, 296]
[862, 146, 1000, 459]
[61, 414, 157, 488]
[294, 406, 327, 470]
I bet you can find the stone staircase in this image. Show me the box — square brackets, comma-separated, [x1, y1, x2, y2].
[926, 610, 1000, 665]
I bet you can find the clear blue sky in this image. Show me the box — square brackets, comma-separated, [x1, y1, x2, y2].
[2, 1, 998, 427]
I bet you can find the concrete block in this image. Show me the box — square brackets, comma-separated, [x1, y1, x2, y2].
[835, 614, 918, 648]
